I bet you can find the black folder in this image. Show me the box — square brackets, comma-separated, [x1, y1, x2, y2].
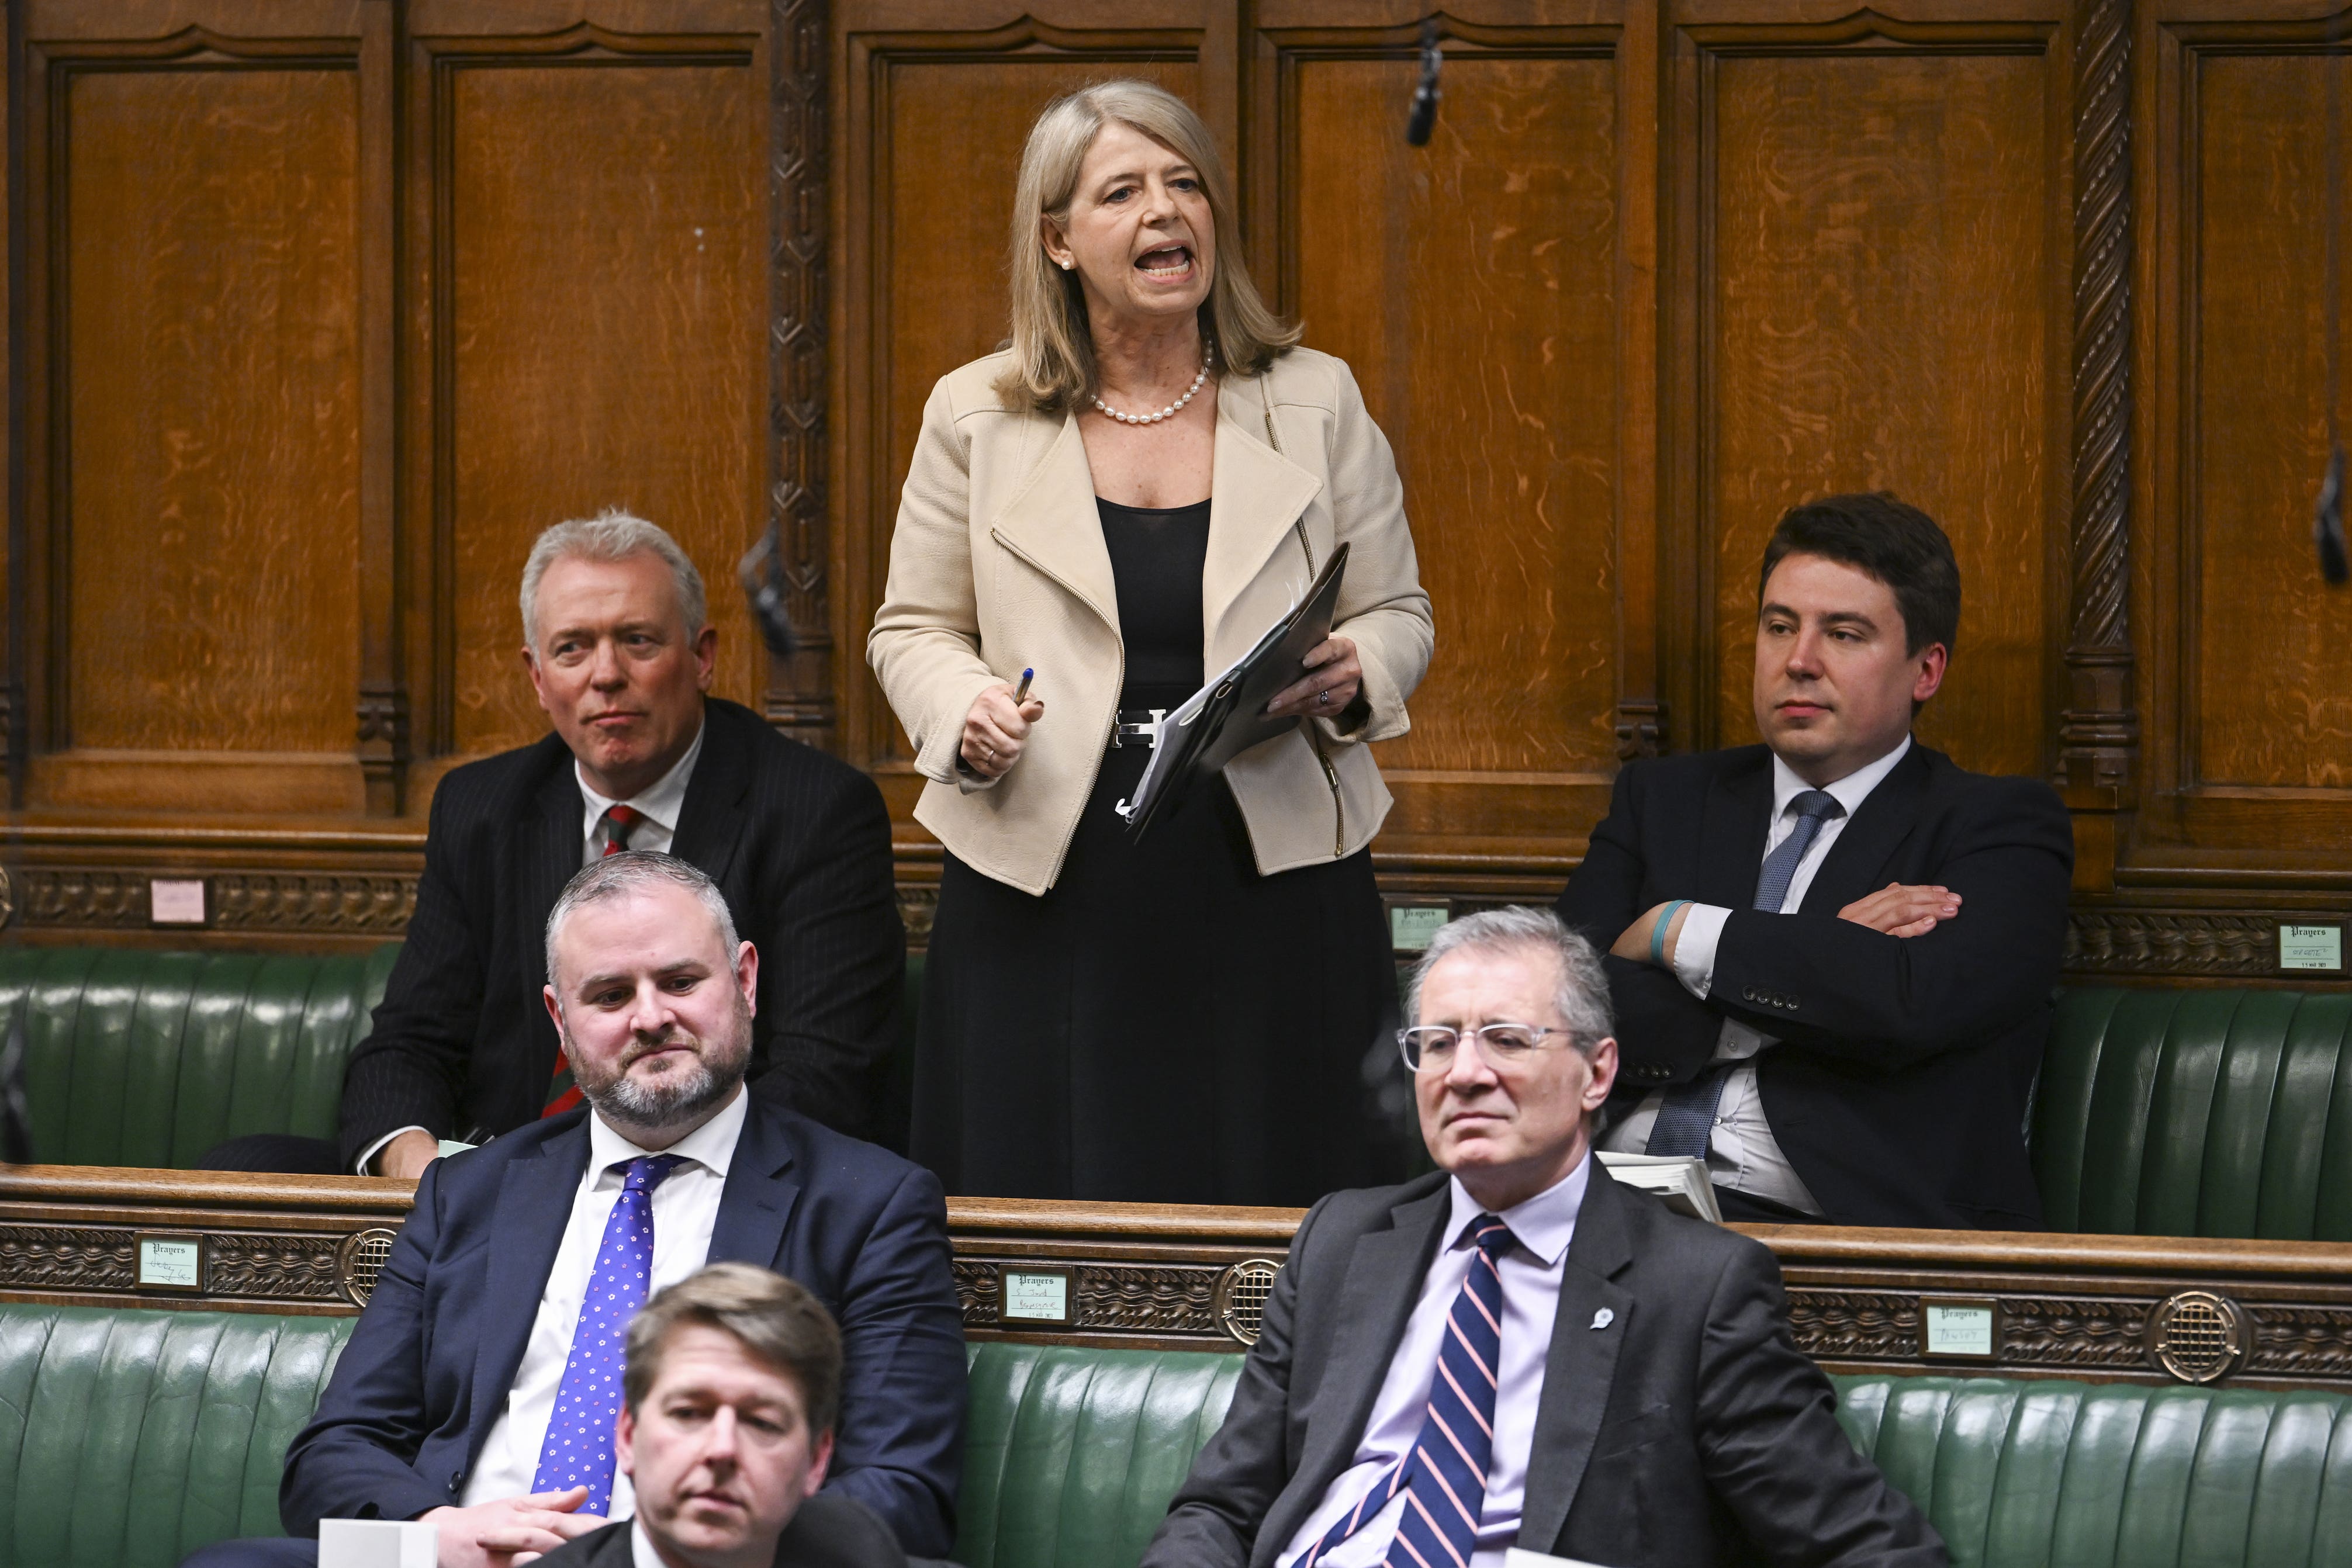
[1116, 541, 1350, 840]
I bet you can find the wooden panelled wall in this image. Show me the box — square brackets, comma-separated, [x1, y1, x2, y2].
[0, 0, 2347, 986]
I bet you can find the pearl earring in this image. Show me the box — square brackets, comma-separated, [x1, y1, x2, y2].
[1059, 259, 1073, 271]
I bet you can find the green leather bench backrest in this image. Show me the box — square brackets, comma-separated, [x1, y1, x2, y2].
[1835, 1375, 2352, 1568]
[959, 1344, 1243, 1568]
[2034, 987, 2352, 1239]
[0, 1304, 353, 1568]
[0, 946, 401, 1168]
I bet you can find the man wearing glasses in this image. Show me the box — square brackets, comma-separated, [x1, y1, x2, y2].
[1143, 908, 1943, 1568]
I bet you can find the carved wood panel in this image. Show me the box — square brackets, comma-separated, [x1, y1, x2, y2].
[2139, 8, 2352, 871]
[16, 1, 382, 818]
[1260, 8, 1647, 856]
[1673, 11, 2067, 784]
[402, 1, 772, 765]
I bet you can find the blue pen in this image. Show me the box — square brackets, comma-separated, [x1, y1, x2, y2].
[1013, 667, 1035, 704]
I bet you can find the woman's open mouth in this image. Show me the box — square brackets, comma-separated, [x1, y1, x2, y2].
[1135, 245, 1194, 281]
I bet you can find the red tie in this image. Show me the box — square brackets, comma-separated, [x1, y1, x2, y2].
[600, 802, 645, 857]
[544, 805, 651, 1117]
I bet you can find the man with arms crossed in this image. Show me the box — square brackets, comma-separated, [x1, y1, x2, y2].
[525, 1262, 907, 1568]
[182, 852, 963, 1566]
[206, 511, 903, 1176]
[1143, 908, 1942, 1568]
[1558, 494, 2071, 1228]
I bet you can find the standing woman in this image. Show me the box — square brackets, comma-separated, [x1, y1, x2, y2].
[869, 80, 1433, 1205]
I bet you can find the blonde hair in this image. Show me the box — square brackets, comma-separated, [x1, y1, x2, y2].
[995, 80, 1298, 414]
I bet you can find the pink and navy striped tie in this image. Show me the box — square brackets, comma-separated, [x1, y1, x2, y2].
[1302, 1214, 1514, 1568]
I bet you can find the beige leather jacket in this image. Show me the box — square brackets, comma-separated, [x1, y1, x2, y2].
[868, 347, 1434, 895]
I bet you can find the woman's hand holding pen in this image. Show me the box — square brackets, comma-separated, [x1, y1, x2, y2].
[1267, 635, 1362, 719]
[961, 669, 1043, 780]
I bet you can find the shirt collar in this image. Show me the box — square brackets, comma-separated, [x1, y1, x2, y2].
[577, 714, 706, 846]
[586, 1078, 746, 1186]
[1769, 732, 1910, 823]
[1444, 1149, 1592, 1269]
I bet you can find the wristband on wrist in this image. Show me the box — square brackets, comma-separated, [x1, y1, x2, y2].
[1649, 900, 1690, 967]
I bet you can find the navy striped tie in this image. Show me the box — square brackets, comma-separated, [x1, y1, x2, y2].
[1647, 788, 1844, 1158]
[1298, 1215, 1513, 1568]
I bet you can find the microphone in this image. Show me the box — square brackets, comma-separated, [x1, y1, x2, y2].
[738, 521, 799, 656]
[1, 1003, 32, 1164]
[1406, 20, 1441, 147]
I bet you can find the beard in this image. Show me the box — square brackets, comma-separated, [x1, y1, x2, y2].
[570, 991, 753, 1136]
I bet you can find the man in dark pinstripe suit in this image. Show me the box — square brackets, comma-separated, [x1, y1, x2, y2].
[205, 511, 902, 1178]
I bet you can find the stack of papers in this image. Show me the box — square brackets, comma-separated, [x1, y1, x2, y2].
[1594, 1152, 1721, 1223]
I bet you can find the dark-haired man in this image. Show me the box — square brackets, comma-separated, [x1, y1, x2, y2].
[1556, 494, 2071, 1229]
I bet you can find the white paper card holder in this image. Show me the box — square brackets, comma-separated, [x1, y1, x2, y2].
[2280, 923, 2343, 972]
[319, 1519, 437, 1568]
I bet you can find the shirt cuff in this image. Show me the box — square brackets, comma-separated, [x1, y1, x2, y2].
[355, 1125, 431, 1176]
[1669, 904, 1732, 998]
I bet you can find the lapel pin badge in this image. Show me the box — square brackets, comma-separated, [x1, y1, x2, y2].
[1590, 1307, 1614, 1331]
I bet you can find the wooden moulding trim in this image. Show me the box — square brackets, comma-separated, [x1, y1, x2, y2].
[1748, 1223, 2352, 1281]
[9, 1171, 2349, 1286]
[0, 1165, 416, 1216]
[944, 1196, 1308, 1244]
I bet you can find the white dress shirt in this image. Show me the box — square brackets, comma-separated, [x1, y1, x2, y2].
[1277, 1154, 1591, 1568]
[353, 722, 710, 1175]
[577, 719, 704, 864]
[459, 1086, 747, 1518]
[1600, 736, 1912, 1213]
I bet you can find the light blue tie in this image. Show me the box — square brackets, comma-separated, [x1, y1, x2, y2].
[1647, 790, 1845, 1158]
[531, 1152, 684, 1514]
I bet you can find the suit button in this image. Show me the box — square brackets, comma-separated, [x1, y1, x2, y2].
[1743, 988, 1759, 1002]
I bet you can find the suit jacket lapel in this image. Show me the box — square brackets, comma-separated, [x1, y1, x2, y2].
[1519, 1168, 1636, 1550]
[525, 758, 584, 1080]
[669, 702, 750, 889]
[707, 1099, 801, 1269]
[1268, 1183, 1450, 1550]
[468, 1122, 593, 1461]
[1798, 742, 1931, 915]
[1201, 389, 1323, 651]
[1697, 748, 1774, 909]
[986, 410, 1120, 634]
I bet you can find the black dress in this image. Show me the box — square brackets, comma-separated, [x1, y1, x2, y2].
[912, 496, 1398, 1205]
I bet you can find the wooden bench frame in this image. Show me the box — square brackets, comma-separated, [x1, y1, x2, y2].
[5, 1166, 2349, 1391]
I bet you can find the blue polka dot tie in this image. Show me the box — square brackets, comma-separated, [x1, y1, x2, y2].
[531, 1152, 684, 1514]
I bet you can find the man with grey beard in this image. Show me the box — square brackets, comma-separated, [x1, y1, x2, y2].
[184, 853, 966, 1568]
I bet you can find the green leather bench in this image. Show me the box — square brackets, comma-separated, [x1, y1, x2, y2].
[8, 1304, 2352, 1568]
[0, 947, 399, 1169]
[12, 942, 2352, 1243]
[2032, 988, 2352, 1240]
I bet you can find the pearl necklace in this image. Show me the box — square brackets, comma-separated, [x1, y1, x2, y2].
[1091, 341, 1215, 425]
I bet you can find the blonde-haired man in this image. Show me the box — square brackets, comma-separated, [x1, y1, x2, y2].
[525, 1264, 906, 1568]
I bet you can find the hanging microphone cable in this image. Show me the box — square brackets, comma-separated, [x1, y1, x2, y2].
[1406, 19, 1442, 146]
